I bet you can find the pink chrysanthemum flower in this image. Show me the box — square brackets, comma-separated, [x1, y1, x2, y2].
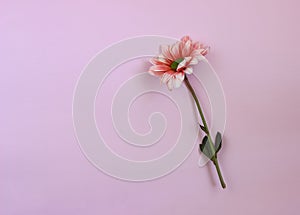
[148, 36, 209, 90]
[147, 36, 226, 188]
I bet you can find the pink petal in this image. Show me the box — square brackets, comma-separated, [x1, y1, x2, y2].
[171, 42, 181, 60]
[183, 56, 194, 65]
[173, 78, 182, 88]
[177, 58, 188, 71]
[167, 78, 174, 90]
[175, 72, 185, 82]
[150, 65, 170, 72]
[192, 41, 201, 49]
[190, 50, 206, 61]
[158, 54, 173, 64]
[164, 72, 184, 89]
[184, 67, 193, 74]
[181, 36, 191, 43]
[195, 54, 206, 62]
[161, 72, 172, 84]
[181, 40, 192, 57]
[150, 57, 169, 66]
[172, 72, 185, 89]
[201, 46, 210, 56]
[161, 45, 174, 60]
[188, 57, 198, 65]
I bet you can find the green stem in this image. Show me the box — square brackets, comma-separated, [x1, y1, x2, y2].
[213, 158, 226, 189]
[184, 77, 209, 132]
[184, 76, 226, 189]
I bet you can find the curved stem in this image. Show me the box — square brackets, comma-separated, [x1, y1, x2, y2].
[184, 76, 209, 133]
[184, 76, 226, 189]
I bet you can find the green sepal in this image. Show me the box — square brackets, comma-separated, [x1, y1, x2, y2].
[170, 58, 184, 71]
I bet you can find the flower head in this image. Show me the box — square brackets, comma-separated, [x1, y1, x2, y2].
[148, 36, 209, 90]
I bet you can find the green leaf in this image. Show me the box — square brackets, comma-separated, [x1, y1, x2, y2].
[198, 124, 208, 134]
[199, 136, 214, 160]
[199, 136, 207, 152]
[214, 132, 222, 154]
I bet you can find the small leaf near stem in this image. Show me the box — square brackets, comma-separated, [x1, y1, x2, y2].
[200, 136, 213, 159]
[199, 124, 208, 134]
[214, 132, 222, 154]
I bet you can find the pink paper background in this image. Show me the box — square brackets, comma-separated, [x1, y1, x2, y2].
[1, 0, 300, 214]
